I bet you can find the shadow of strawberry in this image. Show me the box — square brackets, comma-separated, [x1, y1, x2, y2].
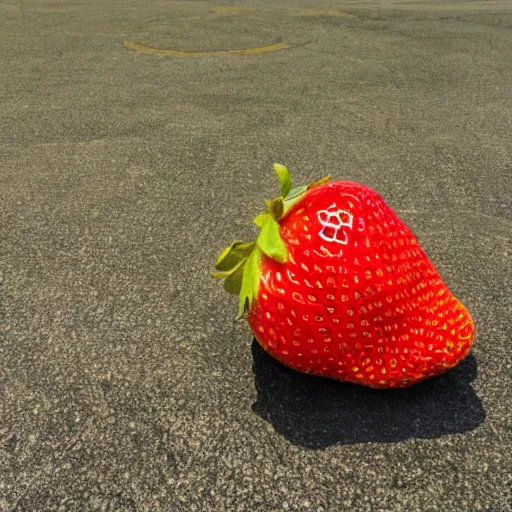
[251, 340, 485, 449]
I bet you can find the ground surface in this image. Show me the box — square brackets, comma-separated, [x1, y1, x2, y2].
[1, 1, 512, 511]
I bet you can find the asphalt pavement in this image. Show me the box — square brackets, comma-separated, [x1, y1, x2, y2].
[1, 1, 512, 511]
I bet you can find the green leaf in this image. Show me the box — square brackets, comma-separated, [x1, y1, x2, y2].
[285, 185, 307, 200]
[223, 262, 245, 295]
[307, 175, 331, 190]
[253, 213, 271, 228]
[283, 185, 307, 214]
[268, 197, 284, 220]
[215, 241, 254, 271]
[281, 176, 330, 215]
[273, 163, 292, 198]
[210, 257, 247, 279]
[238, 247, 262, 318]
[256, 218, 288, 263]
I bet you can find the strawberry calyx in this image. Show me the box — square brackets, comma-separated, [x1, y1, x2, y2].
[212, 164, 330, 319]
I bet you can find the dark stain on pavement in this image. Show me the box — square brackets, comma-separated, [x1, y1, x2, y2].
[252, 340, 485, 449]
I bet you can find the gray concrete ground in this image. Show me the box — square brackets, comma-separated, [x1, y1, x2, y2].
[1, 1, 512, 511]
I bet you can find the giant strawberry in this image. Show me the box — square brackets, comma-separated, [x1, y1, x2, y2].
[212, 164, 475, 388]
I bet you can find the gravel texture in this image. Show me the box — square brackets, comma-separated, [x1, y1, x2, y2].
[1, 1, 511, 511]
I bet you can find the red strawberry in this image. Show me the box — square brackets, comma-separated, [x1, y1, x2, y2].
[212, 165, 475, 388]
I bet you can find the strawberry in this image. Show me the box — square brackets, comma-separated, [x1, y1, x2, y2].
[212, 164, 475, 388]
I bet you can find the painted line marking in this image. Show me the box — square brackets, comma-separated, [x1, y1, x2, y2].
[210, 6, 259, 13]
[124, 5, 342, 57]
[124, 40, 292, 57]
[210, 6, 347, 17]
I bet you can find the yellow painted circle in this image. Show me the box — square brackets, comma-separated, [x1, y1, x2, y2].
[124, 6, 345, 57]
[126, 10, 288, 57]
[124, 40, 292, 57]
